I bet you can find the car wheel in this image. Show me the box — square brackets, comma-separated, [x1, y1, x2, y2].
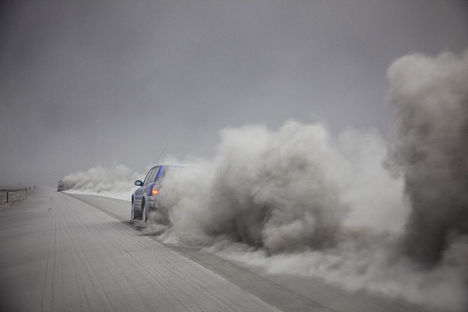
[141, 199, 147, 222]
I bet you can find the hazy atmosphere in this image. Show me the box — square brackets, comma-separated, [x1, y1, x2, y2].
[1, 0, 467, 185]
[1, 2, 468, 312]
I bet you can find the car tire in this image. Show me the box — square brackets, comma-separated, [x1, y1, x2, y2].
[131, 199, 136, 220]
[141, 199, 147, 222]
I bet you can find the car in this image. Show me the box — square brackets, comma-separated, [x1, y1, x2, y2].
[57, 180, 64, 192]
[57, 180, 68, 192]
[57, 180, 73, 192]
[131, 164, 184, 221]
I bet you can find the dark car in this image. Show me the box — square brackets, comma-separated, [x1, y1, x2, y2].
[131, 164, 183, 221]
[57, 180, 64, 192]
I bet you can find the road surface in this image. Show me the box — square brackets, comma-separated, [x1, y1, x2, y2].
[0, 188, 435, 312]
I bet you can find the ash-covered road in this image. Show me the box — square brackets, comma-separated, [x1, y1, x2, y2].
[0, 188, 283, 312]
[0, 188, 434, 312]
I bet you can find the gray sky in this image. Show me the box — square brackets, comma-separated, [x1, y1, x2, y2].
[1, 0, 467, 185]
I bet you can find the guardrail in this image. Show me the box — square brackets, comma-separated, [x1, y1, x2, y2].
[0, 186, 35, 204]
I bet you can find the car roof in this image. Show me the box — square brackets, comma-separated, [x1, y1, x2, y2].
[150, 164, 189, 170]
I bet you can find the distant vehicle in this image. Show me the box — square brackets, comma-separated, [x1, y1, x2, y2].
[57, 180, 64, 192]
[131, 165, 184, 221]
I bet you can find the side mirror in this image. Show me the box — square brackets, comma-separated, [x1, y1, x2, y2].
[134, 180, 143, 187]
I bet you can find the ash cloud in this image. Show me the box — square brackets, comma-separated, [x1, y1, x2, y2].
[387, 50, 468, 266]
[157, 119, 467, 310]
[158, 122, 404, 253]
[151, 49, 468, 311]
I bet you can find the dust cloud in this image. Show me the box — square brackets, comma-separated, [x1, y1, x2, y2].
[159, 122, 404, 249]
[61, 164, 141, 200]
[387, 50, 468, 266]
[155, 49, 468, 311]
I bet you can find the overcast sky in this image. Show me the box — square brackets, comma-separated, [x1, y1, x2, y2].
[1, 0, 467, 185]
